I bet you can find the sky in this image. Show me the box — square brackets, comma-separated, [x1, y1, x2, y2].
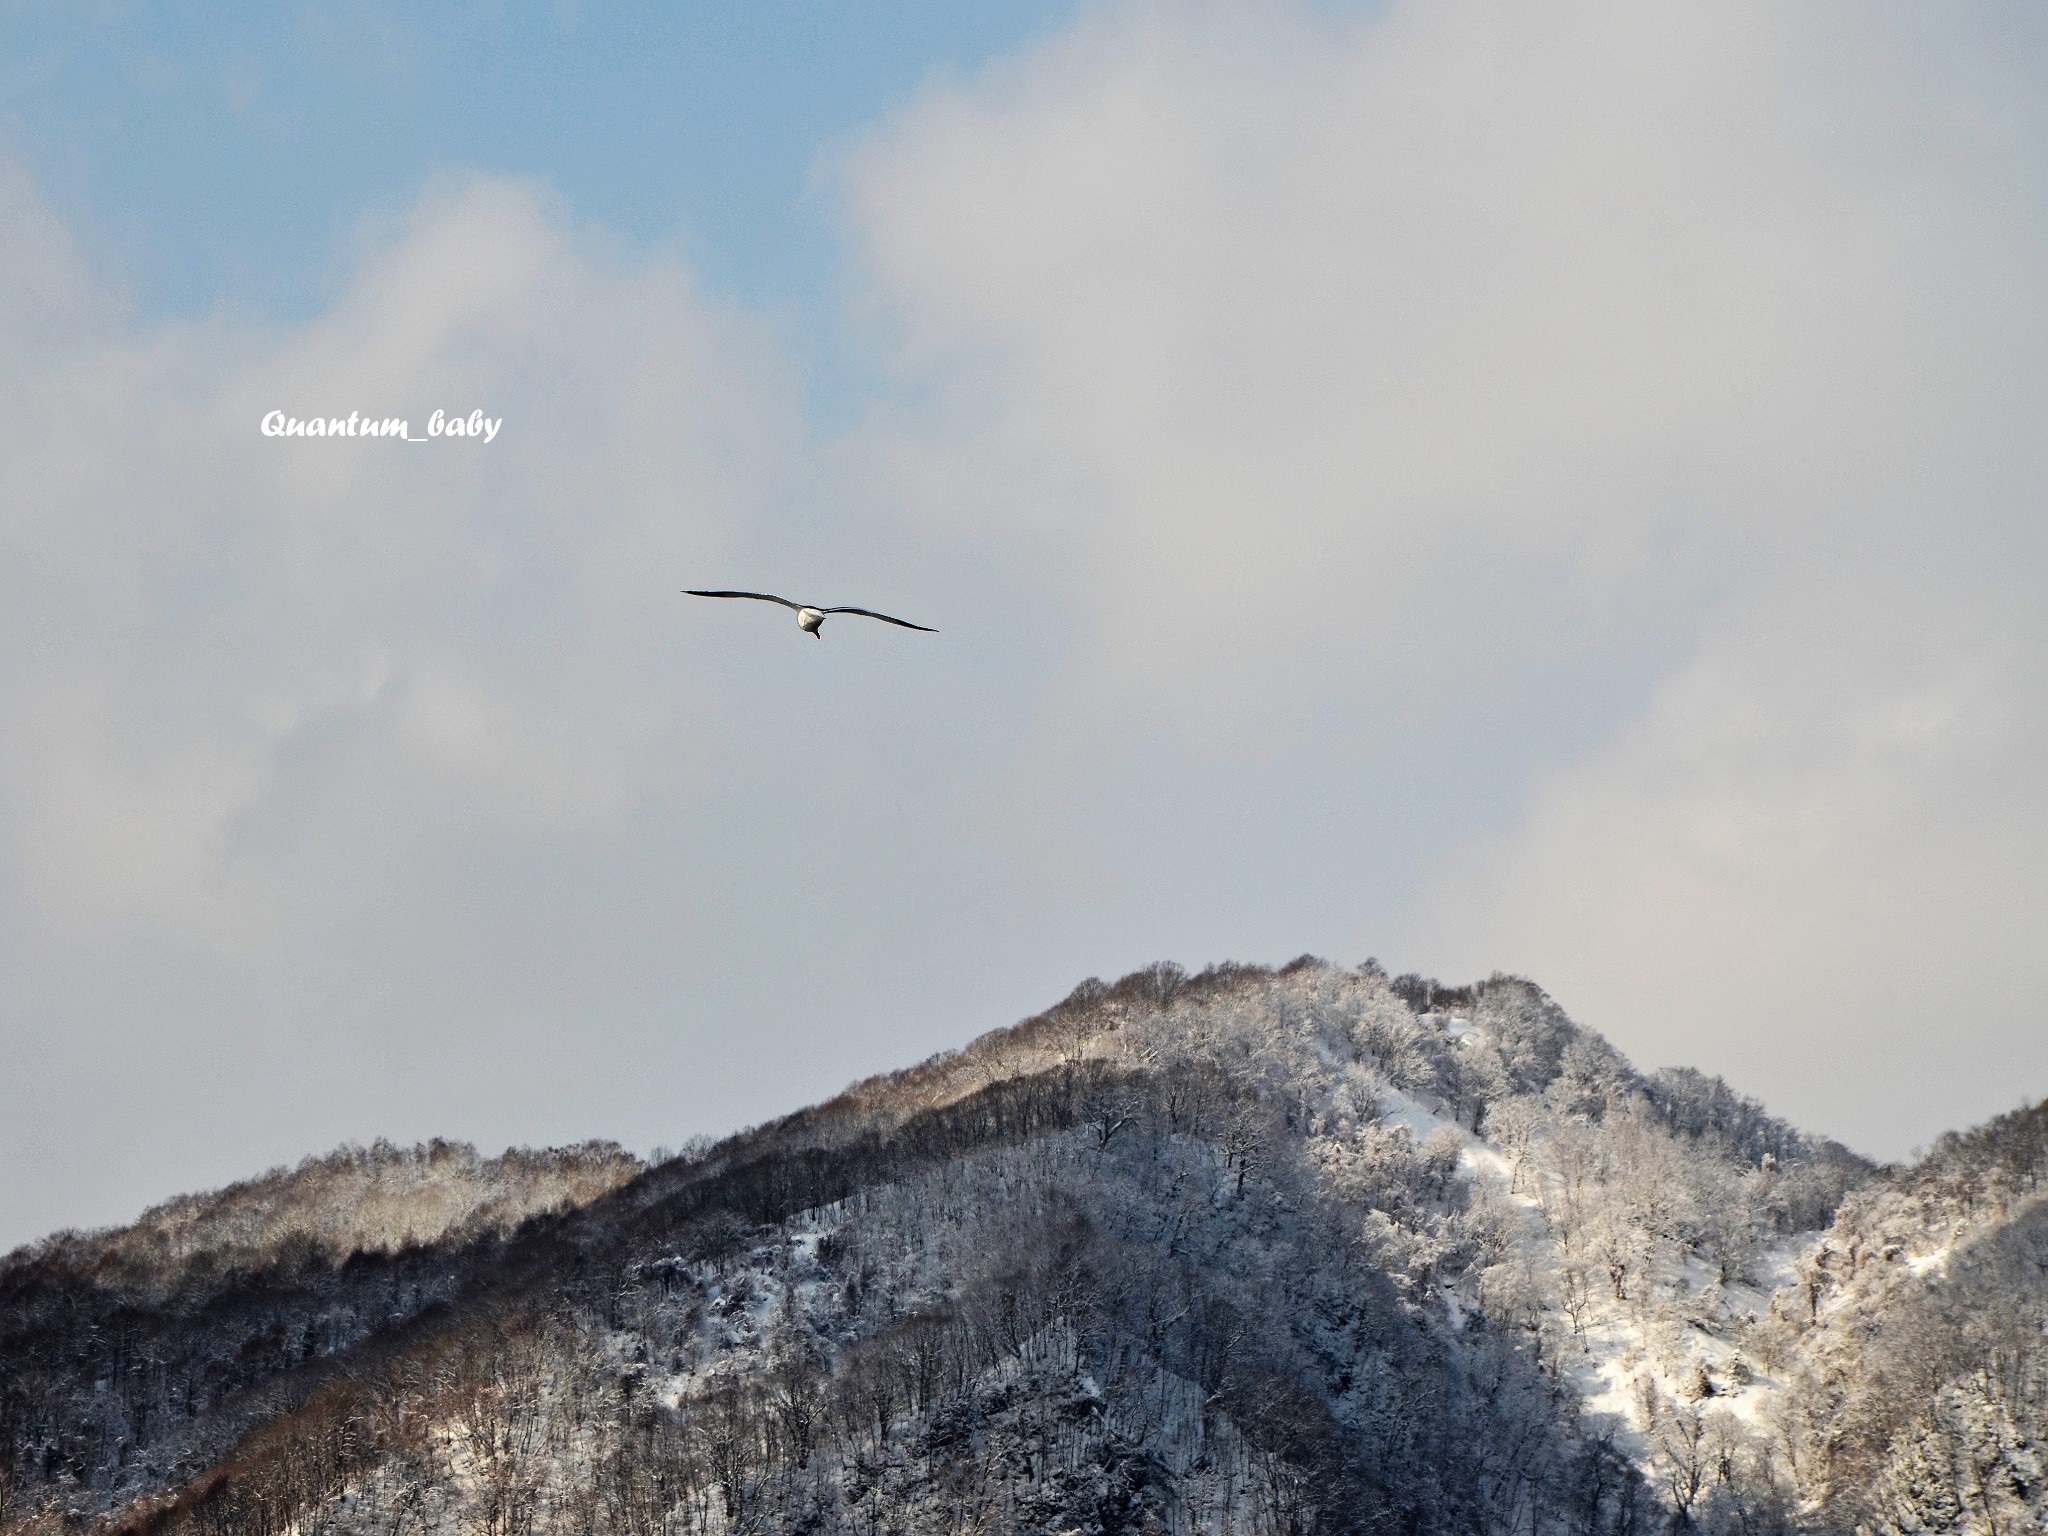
[3, 0, 2047, 1251]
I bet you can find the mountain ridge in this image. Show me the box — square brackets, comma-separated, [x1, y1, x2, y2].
[3, 958, 2041, 1535]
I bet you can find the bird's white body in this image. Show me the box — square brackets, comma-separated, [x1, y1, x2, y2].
[797, 607, 826, 636]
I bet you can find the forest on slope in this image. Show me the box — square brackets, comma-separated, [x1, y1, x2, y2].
[1, 959, 2042, 1535]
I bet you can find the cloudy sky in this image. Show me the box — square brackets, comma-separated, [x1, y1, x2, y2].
[4, 0, 2045, 1250]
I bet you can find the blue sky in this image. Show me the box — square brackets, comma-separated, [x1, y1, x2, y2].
[2, 3, 1070, 360]
[3, 0, 2046, 1250]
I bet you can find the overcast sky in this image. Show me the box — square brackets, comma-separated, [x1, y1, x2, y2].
[4, 0, 2046, 1251]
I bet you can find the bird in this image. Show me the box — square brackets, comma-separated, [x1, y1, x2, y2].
[683, 590, 936, 639]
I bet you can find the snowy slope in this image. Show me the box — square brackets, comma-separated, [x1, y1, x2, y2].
[3, 958, 2041, 1536]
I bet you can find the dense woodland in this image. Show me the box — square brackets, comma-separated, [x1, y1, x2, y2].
[2, 960, 2041, 1534]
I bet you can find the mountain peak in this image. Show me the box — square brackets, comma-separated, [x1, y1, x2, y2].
[2, 960, 2039, 1536]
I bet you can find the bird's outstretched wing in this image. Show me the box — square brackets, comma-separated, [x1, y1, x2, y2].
[684, 590, 802, 611]
[820, 606, 937, 632]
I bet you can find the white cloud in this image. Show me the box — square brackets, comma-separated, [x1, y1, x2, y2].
[0, 172, 819, 1240]
[1401, 573, 2048, 1154]
[0, 176, 785, 940]
[846, 0, 2048, 1150]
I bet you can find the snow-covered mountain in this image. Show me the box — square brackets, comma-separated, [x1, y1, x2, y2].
[2, 959, 2042, 1534]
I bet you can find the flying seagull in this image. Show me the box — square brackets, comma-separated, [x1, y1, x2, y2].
[684, 590, 937, 639]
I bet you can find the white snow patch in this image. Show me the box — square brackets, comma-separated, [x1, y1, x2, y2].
[1372, 1085, 1458, 1144]
[1906, 1247, 1949, 1278]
